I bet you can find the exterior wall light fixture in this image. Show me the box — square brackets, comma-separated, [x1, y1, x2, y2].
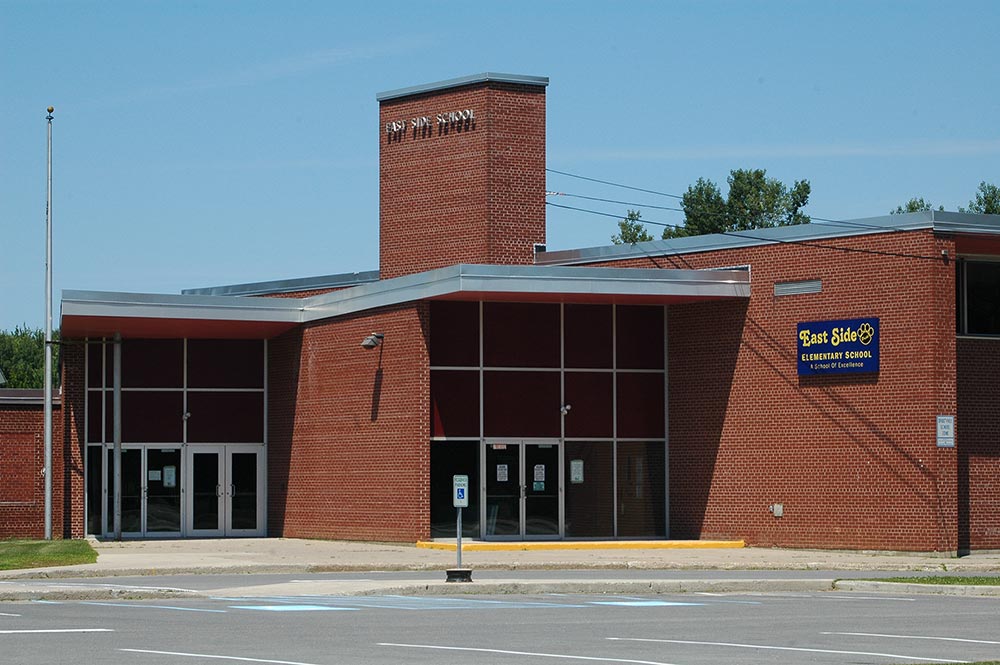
[360, 332, 385, 350]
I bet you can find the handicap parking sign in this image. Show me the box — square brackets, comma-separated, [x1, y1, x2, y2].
[453, 475, 469, 508]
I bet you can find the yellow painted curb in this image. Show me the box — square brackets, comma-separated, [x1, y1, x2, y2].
[415, 540, 745, 551]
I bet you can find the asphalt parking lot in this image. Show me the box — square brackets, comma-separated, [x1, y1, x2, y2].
[3, 589, 999, 664]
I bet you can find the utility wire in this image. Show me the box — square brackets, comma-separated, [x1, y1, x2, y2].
[546, 168, 684, 200]
[545, 201, 946, 263]
[546, 168, 898, 232]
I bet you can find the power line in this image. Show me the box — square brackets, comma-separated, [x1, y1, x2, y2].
[546, 168, 684, 200]
[546, 168, 896, 232]
[545, 201, 945, 263]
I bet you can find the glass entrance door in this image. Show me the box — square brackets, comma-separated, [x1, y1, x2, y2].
[186, 446, 264, 537]
[189, 446, 224, 536]
[484, 440, 561, 539]
[105, 447, 181, 537]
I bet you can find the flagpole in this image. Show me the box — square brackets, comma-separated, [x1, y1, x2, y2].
[44, 106, 54, 540]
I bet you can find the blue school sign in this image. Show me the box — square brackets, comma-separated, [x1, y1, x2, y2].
[797, 317, 880, 375]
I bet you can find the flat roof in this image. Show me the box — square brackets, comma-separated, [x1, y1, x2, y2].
[536, 210, 1000, 266]
[377, 72, 549, 102]
[0, 389, 60, 406]
[183, 270, 380, 297]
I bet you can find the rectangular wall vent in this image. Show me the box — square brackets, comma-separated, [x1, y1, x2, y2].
[774, 279, 822, 297]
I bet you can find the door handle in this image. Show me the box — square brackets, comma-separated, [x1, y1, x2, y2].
[230, 484, 235, 498]
[216, 484, 222, 498]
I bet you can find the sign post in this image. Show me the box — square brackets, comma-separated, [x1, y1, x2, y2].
[446, 475, 472, 583]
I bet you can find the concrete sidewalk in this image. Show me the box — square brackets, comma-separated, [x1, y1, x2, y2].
[1, 538, 998, 601]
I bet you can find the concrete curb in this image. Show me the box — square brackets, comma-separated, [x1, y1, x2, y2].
[1, 578, 835, 602]
[415, 540, 746, 551]
[833, 580, 1000, 596]
[357, 578, 836, 596]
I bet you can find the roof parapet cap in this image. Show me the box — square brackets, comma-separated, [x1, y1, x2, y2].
[377, 72, 549, 102]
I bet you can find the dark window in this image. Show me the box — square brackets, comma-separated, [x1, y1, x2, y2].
[963, 260, 1000, 335]
[564, 442, 614, 537]
[87, 392, 111, 443]
[430, 441, 480, 538]
[122, 339, 183, 388]
[187, 392, 265, 443]
[616, 372, 665, 439]
[483, 303, 560, 368]
[430, 301, 480, 367]
[431, 370, 480, 437]
[86, 446, 102, 535]
[616, 441, 666, 537]
[616, 306, 664, 369]
[483, 371, 560, 437]
[565, 304, 612, 368]
[121, 391, 183, 442]
[187, 340, 264, 389]
[564, 372, 613, 438]
[87, 341, 114, 388]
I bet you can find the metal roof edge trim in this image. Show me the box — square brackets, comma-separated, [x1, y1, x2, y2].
[0, 389, 61, 406]
[61, 290, 307, 323]
[377, 72, 549, 101]
[300, 264, 750, 323]
[536, 212, 1000, 266]
[182, 270, 380, 297]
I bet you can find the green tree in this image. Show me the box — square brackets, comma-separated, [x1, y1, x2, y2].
[0, 325, 60, 389]
[891, 197, 943, 214]
[611, 209, 654, 244]
[666, 168, 810, 239]
[959, 181, 1000, 215]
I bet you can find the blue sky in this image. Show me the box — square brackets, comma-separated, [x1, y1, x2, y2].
[2, 1, 997, 331]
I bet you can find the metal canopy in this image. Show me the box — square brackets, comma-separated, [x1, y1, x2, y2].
[60, 264, 750, 337]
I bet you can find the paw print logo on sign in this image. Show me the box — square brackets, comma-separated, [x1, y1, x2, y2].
[857, 322, 875, 346]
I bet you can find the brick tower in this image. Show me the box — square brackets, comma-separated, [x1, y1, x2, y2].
[377, 73, 548, 280]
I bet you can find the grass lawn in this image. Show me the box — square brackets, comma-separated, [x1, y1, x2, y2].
[0, 539, 97, 571]
[871, 576, 1000, 586]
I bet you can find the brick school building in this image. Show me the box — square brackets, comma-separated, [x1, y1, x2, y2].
[2, 73, 998, 553]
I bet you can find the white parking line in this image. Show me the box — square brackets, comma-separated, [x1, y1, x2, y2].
[824, 631, 1000, 645]
[0, 613, 21, 617]
[606, 637, 968, 663]
[379, 642, 680, 664]
[0, 629, 113, 634]
[120, 649, 321, 664]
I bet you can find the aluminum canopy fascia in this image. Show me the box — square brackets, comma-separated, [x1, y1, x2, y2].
[61, 290, 307, 324]
[60, 264, 750, 334]
[301, 264, 750, 322]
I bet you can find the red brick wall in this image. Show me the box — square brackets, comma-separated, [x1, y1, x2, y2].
[0, 397, 77, 539]
[379, 82, 545, 279]
[268, 303, 430, 542]
[592, 229, 959, 551]
[957, 337, 1000, 551]
[0, 409, 44, 538]
[61, 343, 86, 539]
[0, 343, 86, 540]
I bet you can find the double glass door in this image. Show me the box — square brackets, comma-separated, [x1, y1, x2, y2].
[187, 446, 264, 537]
[99, 445, 263, 537]
[106, 447, 182, 537]
[484, 441, 560, 539]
